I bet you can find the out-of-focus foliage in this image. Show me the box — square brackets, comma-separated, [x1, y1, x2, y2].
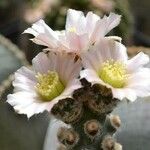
[0, 0, 9, 8]
[25, 0, 40, 8]
[114, 0, 133, 43]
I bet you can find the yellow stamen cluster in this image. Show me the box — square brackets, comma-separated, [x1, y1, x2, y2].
[35, 71, 64, 101]
[99, 60, 128, 88]
[68, 27, 77, 33]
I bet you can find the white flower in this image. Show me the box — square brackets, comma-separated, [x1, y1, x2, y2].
[7, 52, 82, 118]
[24, 9, 121, 54]
[80, 38, 150, 101]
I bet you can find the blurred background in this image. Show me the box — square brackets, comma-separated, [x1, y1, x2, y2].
[0, 0, 150, 150]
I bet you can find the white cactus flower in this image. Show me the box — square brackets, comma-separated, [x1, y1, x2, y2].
[24, 9, 121, 54]
[80, 38, 150, 101]
[7, 52, 82, 118]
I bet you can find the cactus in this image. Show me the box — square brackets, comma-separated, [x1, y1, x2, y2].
[51, 79, 122, 150]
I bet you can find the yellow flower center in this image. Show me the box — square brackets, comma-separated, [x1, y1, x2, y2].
[99, 60, 128, 88]
[68, 27, 77, 33]
[35, 71, 65, 101]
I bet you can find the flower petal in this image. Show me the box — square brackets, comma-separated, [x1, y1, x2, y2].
[80, 69, 104, 85]
[62, 79, 82, 97]
[13, 67, 36, 92]
[32, 52, 52, 74]
[90, 13, 121, 42]
[7, 90, 69, 118]
[112, 88, 137, 101]
[65, 9, 85, 33]
[127, 52, 150, 73]
[126, 68, 150, 98]
[24, 19, 59, 48]
[85, 11, 99, 37]
[7, 92, 49, 118]
[66, 32, 89, 53]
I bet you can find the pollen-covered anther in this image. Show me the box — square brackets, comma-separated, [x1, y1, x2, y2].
[99, 60, 128, 88]
[57, 127, 79, 148]
[110, 115, 121, 129]
[35, 71, 64, 101]
[84, 120, 101, 138]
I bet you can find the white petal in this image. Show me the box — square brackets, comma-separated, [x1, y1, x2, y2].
[65, 9, 85, 32]
[80, 69, 104, 85]
[122, 88, 137, 102]
[24, 19, 59, 48]
[7, 92, 39, 118]
[32, 52, 52, 74]
[31, 34, 57, 48]
[126, 68, 150, 98]
[103, 13, 121, 35]
[81, 45, 103, 71]
[62, 79, 82, 97]
[113, 40, 128, 62]
[106, 36, 122, 43]
[112, 88, 137, 101]
[127, 52, 150, 73]
[66, 32, 89, 53]
[112, 88, 125, 100]
[90, 13, 121, 42]
[23, 28, 38, 36]
[127, 68, 150, 86]
[13, 67, 36, 92]
[85, 12, 99, 36]
[7, 91, 59, 118]
[132, 86, 150, 98]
